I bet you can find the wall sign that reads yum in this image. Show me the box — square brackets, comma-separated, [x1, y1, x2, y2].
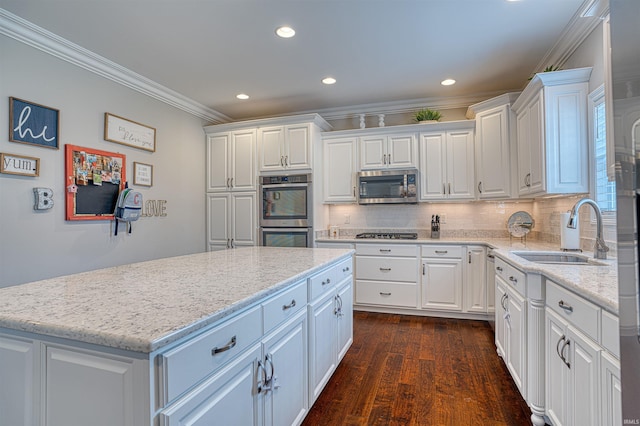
[141, 200, 167, 217]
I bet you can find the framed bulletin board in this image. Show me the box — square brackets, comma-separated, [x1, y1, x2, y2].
[65, 144, 125, 221]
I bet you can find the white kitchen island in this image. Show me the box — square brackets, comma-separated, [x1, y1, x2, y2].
[0, 247, 354, 426]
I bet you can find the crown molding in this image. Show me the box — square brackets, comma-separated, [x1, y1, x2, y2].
[0, 9, 230, 124]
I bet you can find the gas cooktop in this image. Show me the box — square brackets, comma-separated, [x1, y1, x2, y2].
[355, 232, 418, 240]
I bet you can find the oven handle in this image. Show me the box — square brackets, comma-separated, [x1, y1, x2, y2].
[261, 183, 310, 189]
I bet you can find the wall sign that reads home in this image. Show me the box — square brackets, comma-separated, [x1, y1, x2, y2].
[9, 97, 59, 149]
[0, 152, 40, 177]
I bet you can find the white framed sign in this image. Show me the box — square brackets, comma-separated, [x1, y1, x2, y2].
[133, 162, 153, 187]
[0, 152, 40, 176]
[104, 113, 156, 152]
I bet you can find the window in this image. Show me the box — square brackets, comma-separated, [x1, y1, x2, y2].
[589, 85, 616, 219]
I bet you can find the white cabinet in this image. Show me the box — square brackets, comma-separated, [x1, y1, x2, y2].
[467, 94, 518, 199]
[206, 192, 257, 251]
[355, 243, 419, 309]
[601, 351, 622, 426]
[512, 67, 591, 196]
[359, 133, 417, 169]
[419, 126, 475, 200]
[206, 129, 256, 192]
[465, 246, 487, 313]
[323, 137, 357, 203]
[421, 245, 464, 311]
[259, 124, 312, 172]
[0, 334, 36, 426]
[307, 260, 353, 404]
[494, 260, 527, 397]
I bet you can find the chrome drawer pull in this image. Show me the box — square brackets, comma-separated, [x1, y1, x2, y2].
[379, 292, 392, 296]
[343, 266, 350, 272]
[379, 267, 392, 272]
[379, 249, 391, 253]
[321, 278, 331, 285]
[558, 300, 574, 312]
[509, 276, 518, 283]
[282, 300, 296, 310]
[496, 266, 503, 272]
[435, 250, 448, 254]
[212, 336, 237, 355]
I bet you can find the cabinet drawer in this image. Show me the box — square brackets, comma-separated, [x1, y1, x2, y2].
[160, 306, 262, 404]
[601, 309, 620, 358]
[308, 266, 336, 301]
[334, 257, 354, 284]
[356, 243, 418, 257]
[546, 280, 599, 340]
[494, 257, 526, 296]
[262, 281, 307, 333]
[421, 245, 463, 258]
[355, 280, 417, 308]
[356, 256, 418, 282]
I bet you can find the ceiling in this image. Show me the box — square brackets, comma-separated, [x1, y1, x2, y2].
[0, 0, 594, 122]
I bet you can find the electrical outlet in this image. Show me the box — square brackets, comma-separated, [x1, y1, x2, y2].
[440, 214, 447, 224]
[344, 214, 350, 224]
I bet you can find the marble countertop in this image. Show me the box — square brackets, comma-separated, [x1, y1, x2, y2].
[317, 235, 619, 314]
[0, 247, 353, 353]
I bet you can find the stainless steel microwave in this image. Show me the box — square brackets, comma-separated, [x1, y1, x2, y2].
[357, 169, 418, 204]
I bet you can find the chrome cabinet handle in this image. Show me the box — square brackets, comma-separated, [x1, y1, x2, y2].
[556, 335, 566, 362]
[379, 249, 391, 253]
[379, 292, 391, 296]
[257, 359, 268, 393]
[487, 254, 495, 259]
[387, 153, 391, 164]
[496, 266, 503, 272]
[468, 253, 472, 264]
[379, 267, 392, 272]
[443, 184, 446, 195]
[212, 336, 237, 355]
[230, 238, 234, 248]
[422, 264, 426, 275]
[280, 156, 284, 166]
[435, 250, 448, 254]
[322, 278, 331, 285]
[509, 276, 517, 283]
[284, 155, 288, 166]
[335, 294, 344, 317]
[353, 186, 356, 197]
[558, 300, 574, 312]
[282, 299, 296, 311]
[525, 173, 531, 187]
[448, 183, 451, 194]
[561, 339, 571, 368]
[478, 181, 482, 193]
[343, 266, 350, 272]
[226, 178, 230, 188]
[230, 177, 234, 188]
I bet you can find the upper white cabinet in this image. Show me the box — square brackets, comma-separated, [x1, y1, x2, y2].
[206, 129, 256, 192]
[323, 137, 357, 203]
[467, 93, 519, 200]
[359, 133, 417, 169]
[259, 124, 313, 172]
[512, 67, 592, 197]
[419, 121, 475, 201]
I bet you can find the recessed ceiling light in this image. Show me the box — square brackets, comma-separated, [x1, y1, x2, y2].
[441, 79, 456, 86]
[236, 93, 249, 100]
[322, 77, 337, 85]
[276, 26, 295, 38]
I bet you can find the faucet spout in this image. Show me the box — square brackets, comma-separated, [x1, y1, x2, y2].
[567, 198, 610, 260]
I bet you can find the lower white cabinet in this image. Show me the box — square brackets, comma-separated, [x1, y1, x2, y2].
[601, 351, 622, 426]
[206, 192, 257, 251]
[0, 334, 37, 426]
[465, 246, 487, 313]
[421, 246, 464, 311]
[308, 268, 353, 404]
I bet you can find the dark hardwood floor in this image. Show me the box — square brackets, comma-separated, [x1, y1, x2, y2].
[303, 311, 532, 426]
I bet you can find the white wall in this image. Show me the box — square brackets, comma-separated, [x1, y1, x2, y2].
[0, 36, 208, 287]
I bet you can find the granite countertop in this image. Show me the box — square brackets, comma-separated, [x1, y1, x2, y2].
[317, 235, 619, 314]
[0, 247, 353, 353]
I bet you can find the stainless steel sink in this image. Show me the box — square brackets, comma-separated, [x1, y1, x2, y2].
[511, 251, 608, 266]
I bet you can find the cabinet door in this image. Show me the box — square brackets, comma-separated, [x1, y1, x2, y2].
[360, 135, 386, 169]
[527, 94, 545, 194]
[419, 133, 447, 200]
[231, 129, 256, 191]
[446, 130, 475, 199]
[421, 258, 463, 311]
[0, 335, 36, 426]
[476, 105, 512, 199]
[323, 138, 357, 203]
[206, 194, 230, 250]
[516, 106, 532, 195]
[506, 287, 526, 396]
[546, 308, 569, 426]
[45, 345, 143, 426]
[601, 351, 622, 426]
[285, 124, 311, 170]
[465, 246, 486, 313]
[231, 192, 256, 248]
[308, 291, 337, 403]
[569, 326, 600, 426]
[206, 133, 230, 192]
[495, 276, 507, 358]
[259, 126, 285, 171]
[263, 311, 308, 426]
[336, 279, 354, 362]
[387, 134, 416, 168]
[160, 344, 261, 426]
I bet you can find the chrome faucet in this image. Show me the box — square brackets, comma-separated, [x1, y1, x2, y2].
[567, 198, 609, 260]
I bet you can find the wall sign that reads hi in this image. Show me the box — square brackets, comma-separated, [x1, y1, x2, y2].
[141, 200, 167, 217]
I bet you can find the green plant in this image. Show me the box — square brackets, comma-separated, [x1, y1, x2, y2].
[414, 108, 442, 122]
[528, 65, 560, 80]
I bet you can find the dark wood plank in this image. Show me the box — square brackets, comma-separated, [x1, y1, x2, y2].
[302, 312, 532, 426]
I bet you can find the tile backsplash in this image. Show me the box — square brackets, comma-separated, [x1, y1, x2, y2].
[326, 196, 618, 256]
